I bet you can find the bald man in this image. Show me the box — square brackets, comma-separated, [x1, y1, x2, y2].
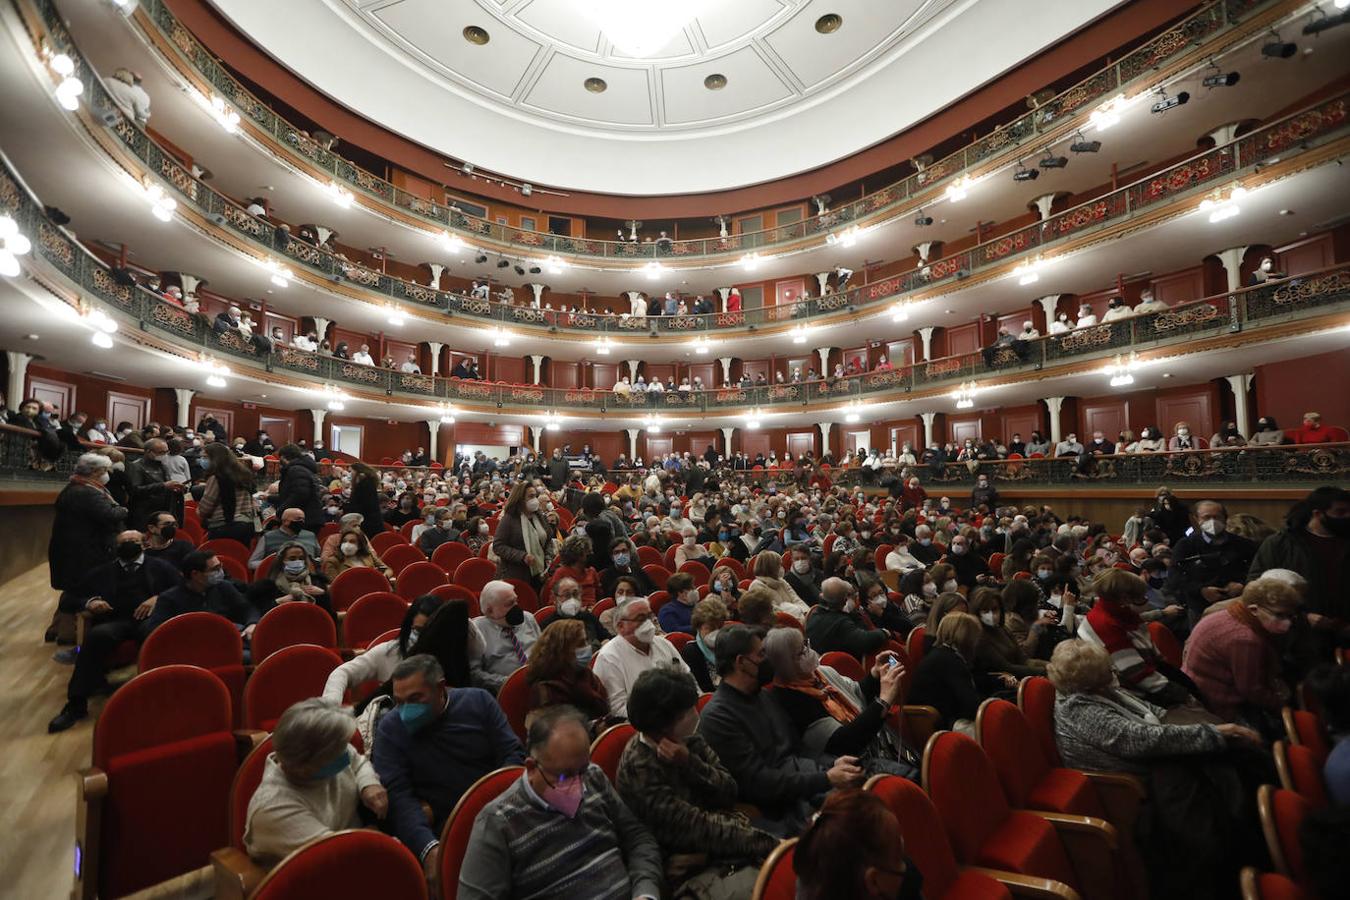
[49, 530, 181, 732]
[125, 437, 187, 530]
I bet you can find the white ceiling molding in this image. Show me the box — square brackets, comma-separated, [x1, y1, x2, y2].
[208, 0, 1125, 194]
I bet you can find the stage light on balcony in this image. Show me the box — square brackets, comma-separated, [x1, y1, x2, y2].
[192, 91, 240, 133]
[0, 214, 31, 277]
[740, 252, 761, 271]
[826, 226, 861, 248]
[913, 209, 934, 227]
[440, 231, 464, 253]
[1012, 162, 1039, 183]
[644, 261, 664, 280]
[1201, 66, 1241, 89]
[144, 182, 177, 222]
[791, 324, 810, 345]
[952, 381, 976, 410]
[325, 181, 354, 209]
[1038, 153, 1068, 170]
[1261, 31, 1297, 57]
[945, 176, 972, 203]
[1069, 131, 1101, 154]
[1149, 88, 1189, 115]
[491, 327, 512, 347]
[91, 331, 113, 349]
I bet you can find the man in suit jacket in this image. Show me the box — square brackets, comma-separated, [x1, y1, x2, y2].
[48, 531, 180, 732]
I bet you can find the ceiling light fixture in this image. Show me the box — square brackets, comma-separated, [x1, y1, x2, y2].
[843, 401, 863, 424]
[584, 77, 608, 93]
[644, 261, 664, 280]
[545, 255, 564, 274]
[440, 231, 463, 253]
[1200, 61, 1241, 88]
[891, 302, 910, 323]
[745, 407, 764, 430]
[579, 0, 710, 57]
[791, 324, 810, 345]
[199, 357, 231, 389]
[595, 336, 612, 356]
[1038, 151, 1068, 169]
[945, 176, 972, 202]
[543, 411, 562, 432]
[0, 214, 32, 277]
[1013, 255, 1051, 286]
[704, 73, 727, 90]
[48, 53, 84, 110]
[265, 259, 293, 288]
[740, 252, 761, 271]
[91, 331, 113, 349]
[1106, 352, 1139, 387]
[692, 335, 712, 355]
[438, 403, 456, 424]
[475, 253, 488, 264]
[462, 26, 490, 45]
[325, 181, 354, 208]
[1199, 184, 1247, 223]
[952, 381, 976, 410]
[491, 327, 512, 348]
[387, 307, 406, 327]
[826, 225, 861, 247]
[144, 182, 177, 222]
[87, 309, 119, 335]
[193, 91, 240, 133]
[644, 415, 662, 433]
[323, 384, 347, 411]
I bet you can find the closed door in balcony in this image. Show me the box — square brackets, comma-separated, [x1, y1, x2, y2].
[646, 437, 673, 459]
[106, 392, 150, 431]
[736, 215, 763, 249]
[260, 416, 294, 448]
[786, 432, 814, 460]
[891, 424, 919, 453]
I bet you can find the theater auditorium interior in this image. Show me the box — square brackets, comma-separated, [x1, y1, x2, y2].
[1, 0, 1348, 898]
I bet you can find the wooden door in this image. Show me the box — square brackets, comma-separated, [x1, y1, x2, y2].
[260, 415, 295, 448]
[1080, 400, 1128, 442]
[1155, 388, 1216, 439]
[645, 436, 673, 460]
[775, 278, 806, 308]
[27, 376, 74, 419]
[945, 323, 981, 357]
[891, 423, 920, 453]
[194, 406, 235, 438]
[786, 432, 815, 460]
[736, 214, 764, 249]
[949, 416, 982, 446]
[106, 392, 151, 430]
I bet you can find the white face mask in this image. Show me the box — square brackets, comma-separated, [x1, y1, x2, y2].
[525, 497, 540, 513]
[559, 598, 582, 617]
[792, 559, 811, 575]
[479, 523, 490, 535]
[943, 579, 958, 593]
[99, 471, 111, 484]
[922, 582, 937, 597]
[1200, 518, 1226, 537]
[980, 611, 999, 627]
[634, 619, 657, 643]
[843, 599, 858, 615]
[341, 542, 359, 557]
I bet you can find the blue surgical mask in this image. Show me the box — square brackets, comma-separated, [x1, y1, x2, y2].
[283, 559, 308, 576]
[612, 553, 630, 568]
[399, 701, 436, 734]
[312, 748, 350, 780]
[575, 646, 593, 664]
[207, 569, 226, 585]
[718, 530, 729, 542]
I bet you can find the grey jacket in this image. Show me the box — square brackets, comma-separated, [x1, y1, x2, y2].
[1053, 690, 1225, 775]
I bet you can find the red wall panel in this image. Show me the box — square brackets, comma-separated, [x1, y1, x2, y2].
[1154, 385, 1217, 439]
[1256, 349, 1350, 430]
[1151, 266, 1205, 307]
[946, 323, 981, 356]
[491, 355, 528, 385]
[999, 405, 1045, 443]
[548, 362, 580, 390]
[1276, 234, 1335, 276]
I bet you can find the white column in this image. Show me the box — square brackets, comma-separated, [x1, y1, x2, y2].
[1035, 294, 1062, 323]
[426, 341, 443, 376]
[917, 327, 935, 361]
[717, 357, 733, 384]
[312, 317, 331, 343]
[818, 421, 833, 458]
[720, 426, 735, 459]
[529, 355, 545, 385]
[6, 351, 33, 410]
[309, 408, 328, 446]
[815, 347, 831, 374]
[815, 272, 831, 296]
[528, 425, 541, 455]
[913, 242, 937, 265]
[919, 412, 937, 449]
[625, 428, 640, 460]
[179, 274, 205, 306]
[1044, 396, 1066, 445]
[426, 264, 444, 290]
[528, 283, 545, 308]
[1225, 374, 1255, 437]
[425, 420, 440, 464]
[172, 388, 195, 428]
[1215, 246, 1249, 294]
[626, 360, 641, 381]
[1031, 193, 1059, 221]
[1208, 122, 1241, 147]
[625, 291, 645, 316]
[715, 287, 730, 312]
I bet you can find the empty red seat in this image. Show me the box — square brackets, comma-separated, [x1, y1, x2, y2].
[453, 557, 497, 595]
[1239, 867, 1308, 900]
[906, 625, 927, 669]
[431, 541, 473, 575]
[250, 830, 427, 900]
[251, 602, 338, 663]
[370, 531, 408, 555]
[342, 592, 409, 649]
[677, 560, 711, 586]
[643, 563, 670, 590]
[380, 543, 427, 576]
[636, 545, 663, 567]
[504, 578, 539, 613]
[976, 699, 1107, 818]
[252, 554, 278, 582]
[395, 560, 448, 599]
[429, 583, 481, 616]
[78, 666, 238, 899]
[138, 611, 246, 728]
[438, 767, 525, 899]
[242, 645, 343, 731]
[1017, 676, 1063, 766]
[1259, 786, 1312, 890]
[200, 538, 251, 567]
[328, 567, 393, 613]
[219, 555, 249, 583]
[821, 651, 866, 682]
[1282, 708, 1331, 764]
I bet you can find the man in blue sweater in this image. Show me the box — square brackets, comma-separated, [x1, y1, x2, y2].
[372, 654, 525, 876]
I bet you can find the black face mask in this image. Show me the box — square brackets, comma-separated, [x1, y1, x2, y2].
[116, 542, 143, 562]
[896, 859, 924, 900]
[504, 606, 525, 627]
[1322, 515, 1350, 538]
[157, 524, 176, 540]
[754, 658, 775, 687]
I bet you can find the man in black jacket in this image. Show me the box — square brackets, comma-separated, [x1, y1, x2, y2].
[784, 544, 823, 607]
[1167, 500, 1256, 625]
[274, 444, 325, 530]
[150, 551, 259, 636]
[125, 439, 186, 530]
[547, 448, 570, 489]
[48, 531, 180, 732]
[805, 577, 890, 657]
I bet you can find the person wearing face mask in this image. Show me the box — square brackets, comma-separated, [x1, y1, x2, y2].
[322, 595, 446, 704]
[248, 507, 321, 571]
[861, 578, 914, 637]
[47, 453, 129, 643]
[656, 572, 701, 635]
[1079, 569, 1197, 709]
[492, 482, 554, 589]
[375, 654, 525, 874]
[384, 490, 422, 528]
[470, 581, 543, 693]
[126, 437, 189, 532]
[548, 575, 609, 649]
[592, 596, 691, 719]
[681, 598, 729, 692]
[909, 525, 942, 566]
[616, 667, 778, 898]
[600, 538, 658, 599]
[249, 542, 330, 616]
[243, 699, 387, 865]
[524, 618, 612, 730]
[969, 588, 1047, 683]
[416, 507, 461, 557]
[461, 514, 491, 554]
[1054, 432, 1084, 459]
[970, 475, 999, 512]
[784, 544, 823, 607]
[897, 569, 938, 617]
[1167, 421, 1206, 452]
[141, 510, 194, 569]
[673, 523, 713, 569]
[541, 535, 602, 612]
[1148, 487, 1192, 545]
[796, 789, 923, 900]
[1249, 486, 1350, 647]
[1247, 416, 1285, 447]
[944, 534, 989, 590]
[1182, 579, 1298, 736]
[323, 526, 394, 582]
[149, 551, 259, 639]
[908, 612, 987, 732]
[750, 550, 811, 621]
[698, 625, 866, 832]
[459, 706, 661, 899]
[807, 577, 892, 658]
[1166, 500, 1255, 626]
[47, 530, 179, 732]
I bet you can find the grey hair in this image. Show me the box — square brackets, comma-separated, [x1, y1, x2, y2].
[1254, 568, 1308, 593]
[392, 653, 444, 685]
[525, 704, 590, 754]
[761, 626, 804, 677]
[74, 453, 113, 476]
[272, 699, 355, 773]
[615, 595, 651, 620]
[479, 580, 514, 612]
[819, 577, 851, 608]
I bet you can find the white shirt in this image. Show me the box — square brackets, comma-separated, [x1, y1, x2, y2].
[1048, 320, 1070, 334]
[1076, 313, 1099, 328]
[292, 335, 316, 352]
[400, 362, 421, 374]
[592, 634, 691, 718]
[885, 548, 924, 572]
[106, 79, 151, 126]
[1101, 305, 1134, 322]
[246, 202, 266, 217]
[351, 351, 374, 366]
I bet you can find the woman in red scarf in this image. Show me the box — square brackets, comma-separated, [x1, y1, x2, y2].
[1080, 568, 1194, 708]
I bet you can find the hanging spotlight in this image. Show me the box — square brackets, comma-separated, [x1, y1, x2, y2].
[1304, 6, 1350, 34]
[1012, 161, 1040, 182]
[913, 209, 933, 227]
[475, 253, 488, 264]
[0, 214, 32, 277]
[496, 258, 510, 268]
[1261, 30, 1298, 57]
[528, 264, 542, 275]
[1150, 88, 1189, 114]
[1038, 152, 1069, 169]
[1200, 63, 1241, 88]
[513, 263, 525, 276]
[1069, 131, 1101, 154]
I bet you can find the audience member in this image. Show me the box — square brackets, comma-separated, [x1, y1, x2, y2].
[471, 580, 542, 693]
[322, 595, 446, 703]
[525, 618, 610, 728]
[795, 789, 917, 900]
[592, 596, 691, 718]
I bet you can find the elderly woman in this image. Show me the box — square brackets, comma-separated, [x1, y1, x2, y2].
[322, 527, 393, 582]
[908, 612, 984, 732]
[494, 480, 554, 588]
[243, 699, 388, 865]
[749, 550, 810, 620]
[763, 626, 914, 775]
[795, 790, 916, 900]
[1182, 579, 1297, 734]
[525, 619, 610, 729]
[673, 523, 713, 569]
[247, 541, 331, 616]
[681, 597, 728, 692]
[861, 577, 914, 636]
[706, 566, 741, 614]
[543, 534, 600, 608]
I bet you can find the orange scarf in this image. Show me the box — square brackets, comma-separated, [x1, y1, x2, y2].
[777, 670, 859, 724]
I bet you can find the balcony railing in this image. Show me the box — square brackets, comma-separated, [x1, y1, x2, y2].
[5, 139, 1349, 417]
[109, 0, 1279, 261]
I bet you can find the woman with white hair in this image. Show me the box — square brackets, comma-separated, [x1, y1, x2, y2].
[243, 699, 388, 865]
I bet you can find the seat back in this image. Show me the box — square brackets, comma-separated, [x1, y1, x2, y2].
[242, 645, 343, 731]
[430, 540, 473, 575]
[438, 767, 525, 899]
[663, 544, 680, 570]
[219, 555, 249, 583]
[711, 557, 744, 580]
[343, 592, 410, 649]
[88, 666, 236, 898]
[677, 559, 711, 586]
[200, 538, 251, 566]
[750, 838, 798, 900]
[535, 606, 557, 627]
[643, 563, 671, 590]
[820, 651, 866, 682]
[251, 830, 427, 900]
[975, 699, 1053, 809]
[905, 625, 926, 668]
[1258, 785, 1311, 886]
[636, 545, 663, 567]
[591, 723, 637, 783]
[1283, 708, 1331, 764]
[381, 543, 427, 576]
[665, 631, 693, 652]
[453, 557, 497, 595]
[251, 602, 338, 663]
[648, 590, 670, 615]
[497, 667, 530, 742]
[229, 735, 275, 850]
[397, 561, 449, 600]
[865, 774, 961, 899]
[137, 611, 246, 726]
[253, 554, 278, 582]
[1147, 621, 1182, 668]
[400, 520, 418, 541]
[328, 567, 393, 612]
[429, 583, 481, 616]
[1240, 867, 1308, 900]
[1017, 676, 1063, 766]
[504, 578, 539, 612]
[988, 552, 1006, 573]
[370, 531, 408, 555]
[1273, 741, 1329, 809]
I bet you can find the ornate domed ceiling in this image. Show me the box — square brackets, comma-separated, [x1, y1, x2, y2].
[209, 0, 1125, 194]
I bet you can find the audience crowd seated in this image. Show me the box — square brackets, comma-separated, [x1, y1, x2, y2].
[23, 414, 1350, 896]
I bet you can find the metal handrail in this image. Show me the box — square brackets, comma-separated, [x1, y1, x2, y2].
[118, 0, 1272, 258]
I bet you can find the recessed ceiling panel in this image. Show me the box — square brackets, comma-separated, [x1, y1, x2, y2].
[522, 56, 653, 126]
[697, 0, 792, 51]
[766, 0, 930, 88]
[661, 47, 793, 126]
[372, 0, 541, 99]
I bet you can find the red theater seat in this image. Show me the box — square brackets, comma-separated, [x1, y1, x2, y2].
[381, 542, 428, 576]
[590, 723, 637, 783]
[250, 602, 338, 663]
[250, 830, 426, 900]
[242, 645, 343, 731]
[750, 839, 798, 900]
[454, 557, 497, 595]
[328, 567, 393, 613]
[342, 592, 410, 649]
[396, 560, 448, 599]
[438, 767, 525, 899]
[431, 541, 473, 575]
[137, 612, 246, 728]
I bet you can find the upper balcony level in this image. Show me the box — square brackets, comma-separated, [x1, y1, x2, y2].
[56, 0, 1309, 268]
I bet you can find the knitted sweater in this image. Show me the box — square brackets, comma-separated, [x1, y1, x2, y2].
[1181, 608, 1284, 721]
[1053, 691, 1225, 775]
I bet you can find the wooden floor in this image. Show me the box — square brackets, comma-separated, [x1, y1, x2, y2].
[0, 562, 209, 900]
